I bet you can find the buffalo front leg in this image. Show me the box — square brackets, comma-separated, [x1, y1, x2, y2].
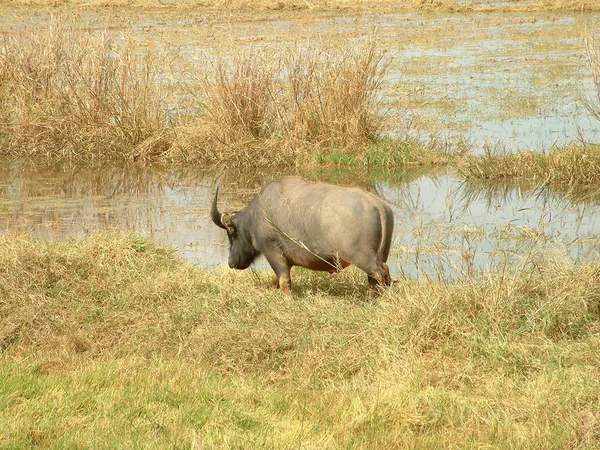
[367, 274, 383, 298]
[276, 272, 292, 295]
[271, 274, 280, 290]
[264, 252, 292, 295]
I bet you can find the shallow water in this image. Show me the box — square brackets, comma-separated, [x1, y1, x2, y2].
[2, 162, 599, 279]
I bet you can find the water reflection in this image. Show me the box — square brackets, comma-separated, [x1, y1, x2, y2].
[1, 161, 599, 279]
[386, 175, 600, 279]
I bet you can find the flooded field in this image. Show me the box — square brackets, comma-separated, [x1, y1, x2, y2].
[1, 6, 599, 151]
[1, 5, 600, 277]
[2, 162, 599, 279]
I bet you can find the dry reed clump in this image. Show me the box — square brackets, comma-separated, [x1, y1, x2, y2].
[461, 145, 600, 188]
[0, 24, 398, 167]
[585, 35, 600, 125]
[0, 22, 177, 162]
[183, 40, 389, 167]
[1, 233, 600, 448]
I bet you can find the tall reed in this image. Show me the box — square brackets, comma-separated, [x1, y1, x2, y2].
[0, 24, 393, 166]
[585, 35, 600, 125]
[0, 21, 176, 161]
[194, 39, 389, 166]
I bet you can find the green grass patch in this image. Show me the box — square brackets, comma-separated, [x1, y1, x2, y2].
[1, 233, 600, 448]
[300, 138, 453, 168]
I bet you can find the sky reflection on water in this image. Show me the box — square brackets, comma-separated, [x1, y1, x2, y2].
[1, 163, 599, 279]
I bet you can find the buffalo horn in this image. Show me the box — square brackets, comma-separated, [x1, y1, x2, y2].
[210, 187, 227, 230]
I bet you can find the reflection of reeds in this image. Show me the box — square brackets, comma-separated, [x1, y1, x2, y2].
[0, 20, 177, 161]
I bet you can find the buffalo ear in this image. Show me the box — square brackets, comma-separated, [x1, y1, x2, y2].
[221, 213, 235, 234]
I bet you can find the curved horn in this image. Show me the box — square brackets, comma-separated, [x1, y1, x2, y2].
[210, 187, 227, 230]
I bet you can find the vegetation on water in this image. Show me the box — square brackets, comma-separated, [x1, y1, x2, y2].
[190, 40, 392, 167]
[0, 0, 598, 12]
[461, 144, 600, 187]
[1, 233, 599, 448]
[585, 35, 600, 126]
[1, 12, 600, 183]
[0, 25, 420, 167]
[459, 39, 600, 191]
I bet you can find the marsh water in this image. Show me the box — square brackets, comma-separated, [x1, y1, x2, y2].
[1, 7, 600, 278]
[2, 162, 600, 279]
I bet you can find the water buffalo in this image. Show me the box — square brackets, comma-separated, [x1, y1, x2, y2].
[211, 176, 394, 297]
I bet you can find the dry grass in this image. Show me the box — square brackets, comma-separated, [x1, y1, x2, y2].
[180, 40, 390, 167]
[585, 35, 600, 126]
[461, 145, 600, 190]
[1, 233, 600, 448]
[1, 0, 599, 11]
[0, 22, 432, 168]
[532, 0, 600, 11]
[0, 21, 180, 162]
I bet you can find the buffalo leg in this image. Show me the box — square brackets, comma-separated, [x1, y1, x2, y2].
[353, 252, 391, 297]
[264, 252, 292, 295]
[367, 274, 383, 298]
[277, 272, 292, 295]
[367, 262, 391, 298]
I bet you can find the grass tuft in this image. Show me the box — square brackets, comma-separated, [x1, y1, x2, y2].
[182, 39, 391, 167]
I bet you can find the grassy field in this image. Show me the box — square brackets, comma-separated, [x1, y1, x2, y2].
[1, 233, 600, 448]
[1, 2, 600, 447]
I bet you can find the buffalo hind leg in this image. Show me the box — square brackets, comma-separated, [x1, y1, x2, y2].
[367, 261, 391, 298]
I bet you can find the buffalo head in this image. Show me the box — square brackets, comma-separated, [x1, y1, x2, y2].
[211, 187, 259, 270]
